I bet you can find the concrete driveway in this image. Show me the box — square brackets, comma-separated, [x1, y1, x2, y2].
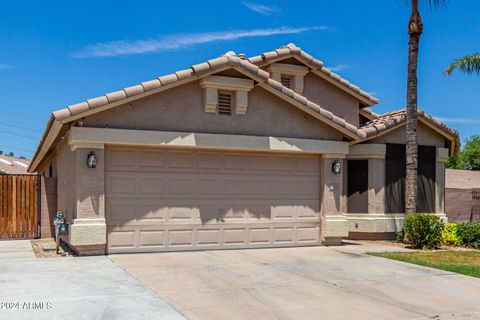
[110, 243, 480, 320]
[0, 240, 185, 320]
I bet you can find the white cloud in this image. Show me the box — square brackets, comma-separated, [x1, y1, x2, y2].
[74, 26, 329, 58]
[242, 2, 281, 15]
[368, 91, 377, 96]
[436, 117, 480, 124]
[0, 64, 11, 70]
[329, 64, 351, 72]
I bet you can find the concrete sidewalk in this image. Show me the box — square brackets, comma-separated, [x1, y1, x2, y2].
[0, 240, 186, 320]
[110, 242, 480, 320]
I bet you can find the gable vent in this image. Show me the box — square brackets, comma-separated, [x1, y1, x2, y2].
[280, 75, 292, 89]
[218, 92, 233, 115]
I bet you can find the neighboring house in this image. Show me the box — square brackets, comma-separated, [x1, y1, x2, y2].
[0, 154, 30, 174]
[445, 169, 480, 222]
[28, 44, 459, 255]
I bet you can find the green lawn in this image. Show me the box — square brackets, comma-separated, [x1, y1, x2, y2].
[368, 251, 480, 278]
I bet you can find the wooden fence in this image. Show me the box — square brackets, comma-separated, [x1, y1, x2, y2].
[0, 175, 40, 239]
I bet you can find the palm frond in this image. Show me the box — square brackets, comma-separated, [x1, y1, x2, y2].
[444, 53, 480, 76]
[401, 0, 448, 9]
[422, 0, 447, 8]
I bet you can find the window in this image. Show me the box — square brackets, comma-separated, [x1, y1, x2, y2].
[280, 74, 293, 89]
[218, 91, 233, 115]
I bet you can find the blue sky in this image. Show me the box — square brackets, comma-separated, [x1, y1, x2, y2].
[0, 0, 479, 158]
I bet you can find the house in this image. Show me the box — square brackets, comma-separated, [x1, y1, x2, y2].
[445, 168, 480, 222]
[28, 44, 459, 255]
[0, 153, 31, 174]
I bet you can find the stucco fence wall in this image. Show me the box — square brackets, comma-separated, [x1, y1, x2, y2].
[445, 188, 480, 222]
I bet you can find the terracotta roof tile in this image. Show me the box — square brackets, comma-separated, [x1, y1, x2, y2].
[191, 62, 211, 75]
[52, 108, 70, 121]
[87, 96, 109, 109]
[275, 48, 291, 57]
[141, 79, 161, 91]
[158, 74, 178, 86]
[281, 86, 295, 98]
[106, 90, 127, 103]
[175, 69, 194, 80]
[68, 102, 89, 116]
[207, 56, 229, 69]
[123, 84, 144, 97]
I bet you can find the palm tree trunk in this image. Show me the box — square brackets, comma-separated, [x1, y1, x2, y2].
[406, 0, 423, 214]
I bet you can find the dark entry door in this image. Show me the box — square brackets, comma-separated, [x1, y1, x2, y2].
[347, 160, 368, 213]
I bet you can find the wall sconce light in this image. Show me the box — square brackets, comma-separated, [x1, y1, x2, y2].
[332, 160, 341, 174]
[87, 152, 97, 168]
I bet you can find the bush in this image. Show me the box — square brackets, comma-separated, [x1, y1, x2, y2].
[396, 228, 405, 243]
[457, 221, 480, 249]
[403, 214, 444, 249]
[441, 223, 461, 246]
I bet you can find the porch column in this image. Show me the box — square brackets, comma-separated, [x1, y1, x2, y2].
[436, 148, 449, 214]
[68, 143, 106, 255]
[320, 154, 349, 245]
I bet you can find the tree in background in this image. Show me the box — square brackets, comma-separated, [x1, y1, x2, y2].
[447, 135, 480, 170]
[444, 53, 480, 76]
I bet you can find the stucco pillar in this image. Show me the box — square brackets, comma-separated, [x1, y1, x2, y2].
[436, 148, 449, 215]
[320, 154, 348, 245]
[368, 158, 385, 214]
[68, 144, 106, 255]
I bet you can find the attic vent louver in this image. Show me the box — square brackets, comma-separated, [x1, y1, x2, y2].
[218, 92, 232, 115]
[281, 75, 292, 89]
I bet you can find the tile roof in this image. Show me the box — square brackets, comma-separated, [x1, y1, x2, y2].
[0, 154, 31, 174]
[360, 107, 381, 119]
[29, 49, 369, 172]
[359, 108, 460, 154]
[248, 43, 379, 105]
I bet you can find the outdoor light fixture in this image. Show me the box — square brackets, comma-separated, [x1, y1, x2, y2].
[332, 160, 341, 174]
[87, 152, 96, 168]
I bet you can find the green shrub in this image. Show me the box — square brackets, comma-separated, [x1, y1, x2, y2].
[457, 221, 480, 249]
[403, 214, 444, 249]
[396, 228, 405, 243]
[441, 223, 461, 246]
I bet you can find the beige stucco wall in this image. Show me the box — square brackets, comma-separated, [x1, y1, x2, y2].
[55, 136, 77, 222]
[75, 148, 105, 219]
[370, 122, 445, 147]
[302, 73, 360, 126]
[83, 81, 343, 141]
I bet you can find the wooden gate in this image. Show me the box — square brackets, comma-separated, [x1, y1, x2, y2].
[0, 175, 40, 239]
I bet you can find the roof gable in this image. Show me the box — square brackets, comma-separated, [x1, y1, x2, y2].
[248, 43, 379, 106]
[358, 108, 460, 156]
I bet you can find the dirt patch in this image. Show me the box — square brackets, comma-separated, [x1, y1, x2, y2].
[31, 238, 75, 258]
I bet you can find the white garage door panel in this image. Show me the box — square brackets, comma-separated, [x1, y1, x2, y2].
[106, 148, 321, 253]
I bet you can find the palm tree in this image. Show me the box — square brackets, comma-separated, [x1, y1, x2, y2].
[444, 53, 480, 75]
[405, 0, 446, 214]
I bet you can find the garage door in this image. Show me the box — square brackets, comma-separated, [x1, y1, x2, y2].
[106, 147, 321, 253]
